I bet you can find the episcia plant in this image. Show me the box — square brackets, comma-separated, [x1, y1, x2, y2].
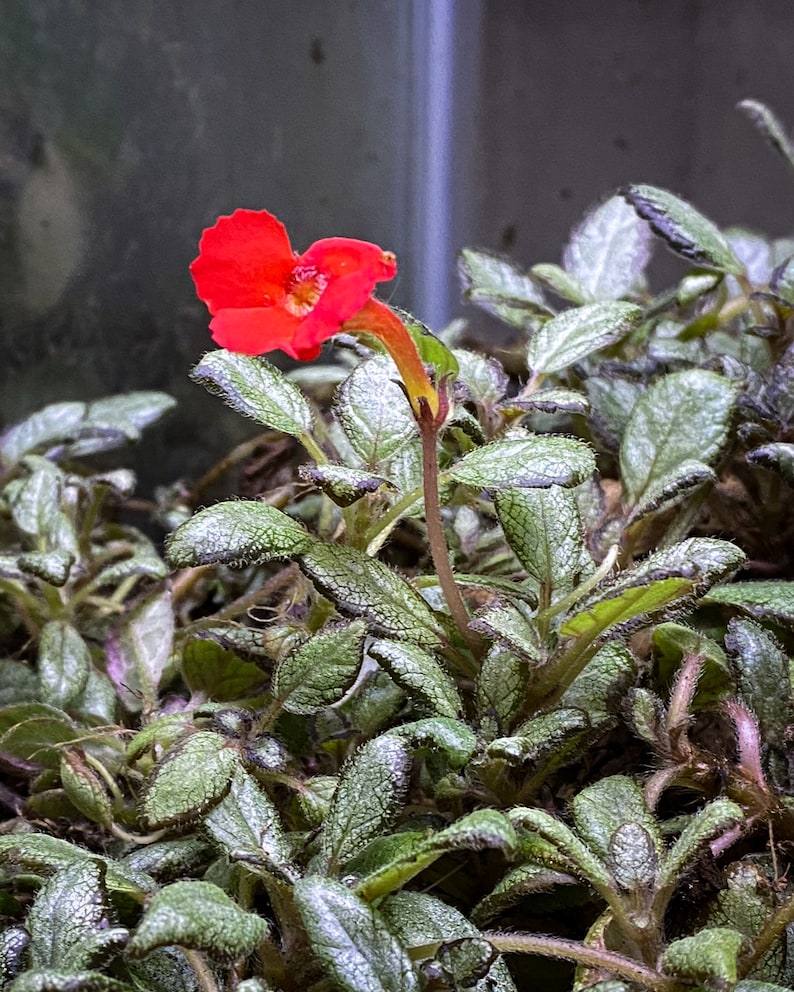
[4, 98, 794, 992]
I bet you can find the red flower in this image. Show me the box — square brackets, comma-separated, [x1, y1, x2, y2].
[190, 208, 398, 360]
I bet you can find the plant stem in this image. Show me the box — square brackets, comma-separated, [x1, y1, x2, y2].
[739, 887, 794, 977]
[420, 421, 483, 657]
[183, 948, 221, 992]
[483, 932, 682, 992]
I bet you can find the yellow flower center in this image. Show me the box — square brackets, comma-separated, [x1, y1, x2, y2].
[284, 266, 328, 317]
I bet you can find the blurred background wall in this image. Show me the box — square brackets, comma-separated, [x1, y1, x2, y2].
[2, 0, 794, 487]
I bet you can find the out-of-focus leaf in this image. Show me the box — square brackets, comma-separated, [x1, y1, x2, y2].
[127, 880, 268, 961]
[191, 351, 313, 435]
[738, 99, 794, 177]
[725, 618, 791, 750]
[661, 927, 744, 986]
[530, 263, 588, 304]
[527, 302, 643, 374]
[458, 247, 551, 327]
[562, 194, 654, 301]
[181, 639, 266, 702]
[37, 621, 90, 710]
[453, 349, 509, 409]
[106, 589, 174, 713]
[747, 442, 794, 484]
[622, 184, 744, 274]
[619, 369, 737, 509]
[703, 581, 794, 626]
[303, 464, 393, 507]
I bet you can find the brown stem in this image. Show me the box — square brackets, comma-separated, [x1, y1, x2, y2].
[484, 932, 683, 992]
[420, 420, 483, 659]
[739, 887, 794, 977]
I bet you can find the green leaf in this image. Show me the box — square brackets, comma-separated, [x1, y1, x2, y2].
[37, 621, 90, 710]
[703, 581, 794, 626]
[571, 776, 661, 889]
[450, 435, 595, 490]
[488, 708, 591, 771]
[298, 543, 444, 647]
[458, 248, 551, 327]
[495, 485, 590, 596]
[181, 639, 266, 702]
[725, 619, 791, 750]
[586, 375, 644, 450]
[303, 464, 393, 507]
[124, 948, 202, 992]
[27, 860, 127, 971]
[0, 835, 152, 896]
[562, 194, 654, 301]
[8, 460, 78, 556]
[295, 877, 419, 992]
[59, 750, 113, 827]
[386, 718, 477, 769]
[453, 350, 508, 409]
[621, 184, 744, 274]
[509, 807, 613, 890]
[475, 647, 528, 738]
[273, 621, 367, 714]
[335, 356, 418, 468]
[128, 880, 268, 962]
[619, 369, 737, 508]
[399, 309, 459, 382]
[141, 731, 240, 829]
[661, 927, 744, 985]
[527, 302, 644, 374]
[738, 99, 794, 177]
[381, 891, 517, 992]
[560, 642, 636, 724]
[321, 734, 412, 868]
[190, 351, 313, 435]
[165, 501, 313, 568]
[8, 969, 133, 991]
[746, 442, 794, 484]
[657, 799, 744, 901]
[355, 810, 516, 903]
[0, 927, 29, 987]
[106, 589, 174, 713]
[627, 459, 717, 524]
[72, 392, 176, 456]
[471, 602, 541, 663]
[0, 662, 38, 707]
[511, 387, 590, 415]
[561, 578, 693, 640]
[203, 767, 298, 882]
[0, 712, 80, 770]
[17, 550, 75, 587]
[368, 639, 462, 718]
[120, 836, 214, 885]
[530, 263, 588, 305]
[0, 402, 87, 466]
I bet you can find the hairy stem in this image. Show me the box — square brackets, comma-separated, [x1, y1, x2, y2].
[420, 421, 483, 658]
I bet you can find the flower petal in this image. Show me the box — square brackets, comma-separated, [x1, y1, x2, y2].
[190, 209, 295, 314]
[300, 238, 397, 284]
[209, 307, 304, 358]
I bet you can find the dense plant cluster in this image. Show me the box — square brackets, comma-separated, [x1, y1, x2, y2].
[2, 99, 794, 992]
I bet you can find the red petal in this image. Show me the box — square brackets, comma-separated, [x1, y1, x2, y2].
[190, 209, 295, 314]
[209, 307, 304, 358]
[301, 237, 397, 284]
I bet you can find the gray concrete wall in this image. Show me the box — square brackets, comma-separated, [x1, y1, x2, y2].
[2, 1, 793, 487]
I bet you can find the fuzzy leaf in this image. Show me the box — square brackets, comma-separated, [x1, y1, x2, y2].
[203, 767, 298, 882]
[0, 402, 86, 465]
[37, 621, 91, 710]
[0, 927, 29, 987]
[27, 860, 127, 971]
[7, 969, 133, 991]
[273, 621, 366, 714]
[620, 369, 737, 508]
[141, 731, 240, 829]
[299, 543, 444, 647]
[453, 350, 509, 409]
[657, 799, 744, 898]
[475, 647, 528, 738]
[622, 184, 744, 274]
[509, 807, 612, 890]
[738, 99, 794, 176]
[488, 708, 591, 774]
[703, 581, 794, 626]
[368, 639, 462, 718]
[725, 619, 791, 750]
[165, 501, 313, 568]
[562, 194, 654, 301]
[106, 589, 174, 712]
[586, 375, 644, 450]
[627, 459, 717, 524]
[661, 927, 744, 985]
[530, 263, 588, 304]
[471, 602, 541, 663]
[527, 302, 643, 374]
[746, 442, 794, 484]
[8, 460, 77, 555]
[560, 578, 694, 640]
[571, 776, 661, 868]
[294, 877, 420, 992]
[128, 880, 268, 961]
[191, 351, 313, 435]
[17, 550, 75, 587]
[386, 718, 477, 768]
[381, 891, 517, 992]
[458, 247, 551, 327]
[560, 642, 636, 724]
[355, 810, 516, 902]
[335, 356, 418, 467]
[322, 735, 412, 869]
[512, 386, 590, 415]
[181, 639, 266, 702]
[450, 435, 595, 490]
[0, 712, 80, 770]
[607, 538, 746, 597]
[495, 485, 589, 595]
[303, 464, 392, 506]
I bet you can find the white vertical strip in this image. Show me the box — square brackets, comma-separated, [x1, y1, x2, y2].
[412, 0, 456, 331]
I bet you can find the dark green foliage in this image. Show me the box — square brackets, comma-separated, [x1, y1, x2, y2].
[5, 100, 794, 992]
